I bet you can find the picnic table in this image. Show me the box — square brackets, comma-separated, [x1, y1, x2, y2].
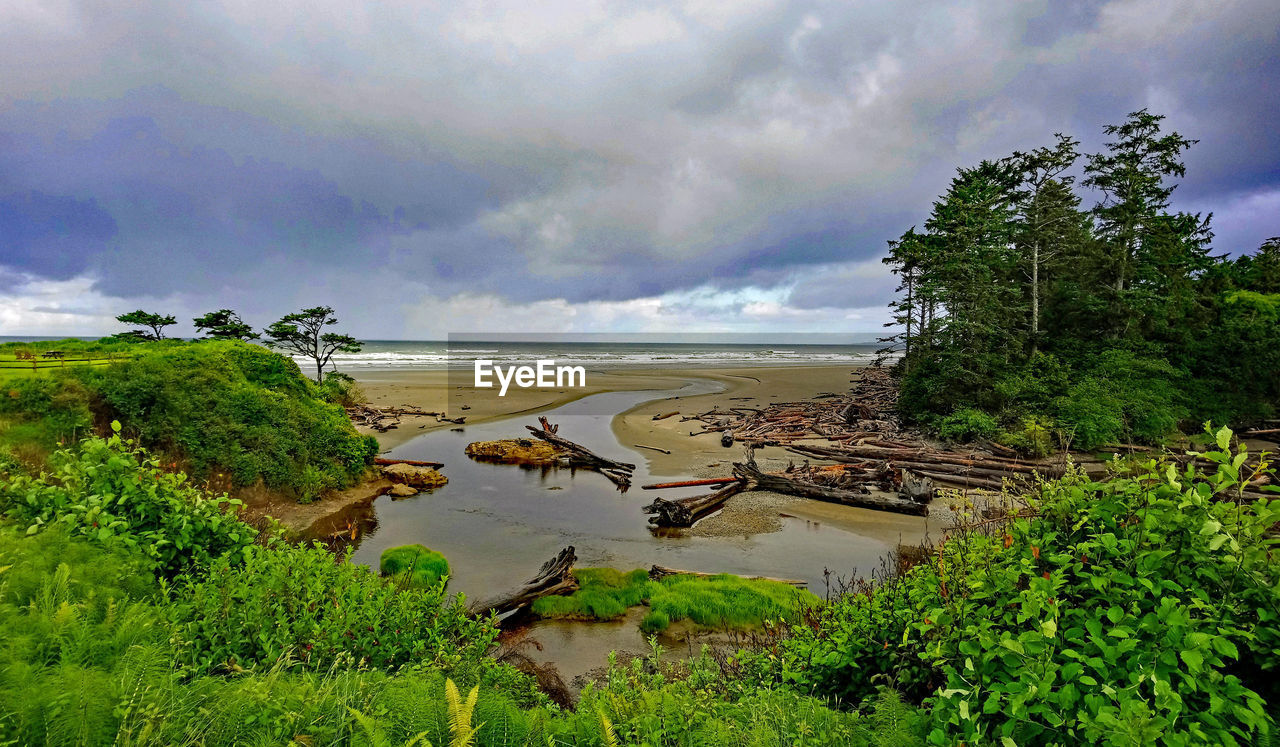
[40, 351, 65, 359]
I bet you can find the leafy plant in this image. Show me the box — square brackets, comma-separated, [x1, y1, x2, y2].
[0, 424, 257, 577]
[936, 408, 998, 442]
[769, 427, 1279, 745]
[168, 541, 496, 674]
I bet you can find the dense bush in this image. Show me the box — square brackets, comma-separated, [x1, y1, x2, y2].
[936, 407, 998, 442]
[78, 341, 378, 499]
[0, 426, 257, 576]
[380, 543, 451, 588]
[0, 374, 93, 465]
[168, 541, 495, 674]
[0, 339, 378, 499]
[766, 427, 1279, 744]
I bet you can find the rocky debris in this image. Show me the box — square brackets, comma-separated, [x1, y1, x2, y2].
[380, 463, 448, 489]
[465, 438, 564, 464]
[387, 483, 418, 498]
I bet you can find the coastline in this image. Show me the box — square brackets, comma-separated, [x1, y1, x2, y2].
[353, 364, 862, 467]
[352, 368, 701, 451]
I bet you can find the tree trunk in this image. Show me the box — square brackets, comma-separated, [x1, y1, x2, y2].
[733, 460, 929, 517]
[643, 481, 747, 527]
[1031, 240, 1040, 356]
[469, 546, 578, 617]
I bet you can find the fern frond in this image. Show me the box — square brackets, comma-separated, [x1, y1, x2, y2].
[597, 707, 619, 747]
[445, 679, 482, 747]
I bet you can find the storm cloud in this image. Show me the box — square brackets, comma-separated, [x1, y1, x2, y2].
[1, 0, 1276, 337]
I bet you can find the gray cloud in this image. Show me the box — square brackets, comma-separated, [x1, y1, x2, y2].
[0, 0, 1277, 336]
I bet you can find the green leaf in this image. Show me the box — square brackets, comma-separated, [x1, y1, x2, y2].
[1180, 649, 1203, 672]
[1215, 425, 1232, 450]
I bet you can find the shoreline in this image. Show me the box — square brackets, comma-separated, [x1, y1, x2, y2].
[351, 368, 705, 451]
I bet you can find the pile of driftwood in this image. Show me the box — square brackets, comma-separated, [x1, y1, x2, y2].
[642, 451, 930, 527]
[683, 365, 911, 448]
[524, 417, 636, 489]
[346, 404, 465, 432]
[786, 443, 1065, 492]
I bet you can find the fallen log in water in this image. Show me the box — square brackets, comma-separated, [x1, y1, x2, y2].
[733, 459, 929, 517]
[648, 564, 808, 588]
[469, 546, 578, 618]
[643, 481, 748, 527]
[524, 417, 636, 489]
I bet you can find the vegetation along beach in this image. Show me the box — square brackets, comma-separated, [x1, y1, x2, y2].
[2, 3, 1279, 744]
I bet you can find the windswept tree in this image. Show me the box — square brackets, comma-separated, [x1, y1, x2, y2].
[1008, 134, 1086, 354]
[115, 310, 177, 341]
[1083, 109, 1196, 296]
[193, 309, 260, 341]
[263, 306, 362, 382]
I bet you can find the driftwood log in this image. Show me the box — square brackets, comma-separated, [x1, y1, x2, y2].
[524, 417, 636, 489]
[733, 459, 929, 517]
[642, 481, 748, 527]
[642, 477, 743, 490]
[469, 546, 578, 618]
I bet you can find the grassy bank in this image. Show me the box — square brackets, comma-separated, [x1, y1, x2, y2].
[532, 567, 820, 633]
[0, 338, 376, 501]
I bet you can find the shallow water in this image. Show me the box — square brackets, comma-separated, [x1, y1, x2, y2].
[343, 380, 923, 682]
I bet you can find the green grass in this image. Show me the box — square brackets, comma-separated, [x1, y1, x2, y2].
[531, 567, 819, 633]
[380, 544, 451, 588]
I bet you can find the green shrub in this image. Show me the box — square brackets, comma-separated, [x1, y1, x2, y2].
[996, 416, 1057, 457]
[0, 341, 377, 499]
[769, 426, 1279, 744]
[168, 541, 495, 674]
[316, 371, 366, 407]
[0, 375, 93, 463]
[74, 341, 378, 498]
[936, 407, 998, 442]
[0, 425, 258, 577]
[380, 544, 451, 588]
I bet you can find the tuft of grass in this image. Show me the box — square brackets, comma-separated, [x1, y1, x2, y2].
[380, 544, 451, 588]
[532, 567, 818, 632]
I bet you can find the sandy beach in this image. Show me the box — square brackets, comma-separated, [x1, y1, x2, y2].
[352, 368, 700, 451]
[353, 364, 860, 461]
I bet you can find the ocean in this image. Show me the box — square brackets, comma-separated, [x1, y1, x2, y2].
[329, 339, 889, 369]
[0, 335, 893, 369]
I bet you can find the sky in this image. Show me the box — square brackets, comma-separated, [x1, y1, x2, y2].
[1, 0, 1277, 339]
